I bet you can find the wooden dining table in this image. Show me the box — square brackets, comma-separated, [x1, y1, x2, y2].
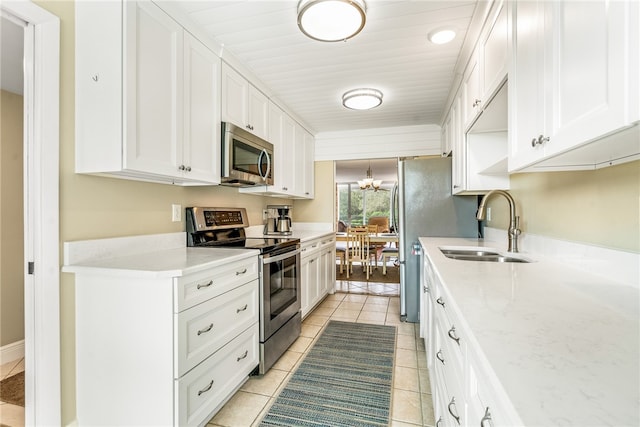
[335, 232, 399, 245]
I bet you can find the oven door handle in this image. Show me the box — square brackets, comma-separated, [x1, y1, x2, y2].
[262, 248, 301, 264]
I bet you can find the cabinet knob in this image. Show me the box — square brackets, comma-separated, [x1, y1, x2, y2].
[91, 74, 99, 82]
[480, 407, 493, 427]
[448, 325, 461, 346]
[531, 134, 550, 147]
[473, 98, 482, 107]
[196, 280, 213, 290]
[448, 396, 461, 425]
[197, 323, 214, 336]
[185, 166, 191, 172]
[178, 164, 186, 171]
[197, 380, 214, 396]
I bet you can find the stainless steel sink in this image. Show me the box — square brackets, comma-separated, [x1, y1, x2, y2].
[439, 247, 532, 263]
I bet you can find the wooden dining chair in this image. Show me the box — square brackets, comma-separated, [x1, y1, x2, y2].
[346, 227, 376, 280]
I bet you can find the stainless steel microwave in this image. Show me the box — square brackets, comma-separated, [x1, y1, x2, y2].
[221, 122, 273, 187]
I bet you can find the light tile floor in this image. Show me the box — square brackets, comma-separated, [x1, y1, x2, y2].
[207, 292, 435, 427]
[0, 357, 25, 427]
[0, 294, 433, 427]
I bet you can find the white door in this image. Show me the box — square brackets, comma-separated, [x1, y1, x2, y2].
[1, 2, 61, 425]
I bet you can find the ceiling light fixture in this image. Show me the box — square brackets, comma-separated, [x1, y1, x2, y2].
[342, 88, 383, 110]
[297, 0, 367, 42]
[358, 161, 382, 190]
[428, 28, 456, 45]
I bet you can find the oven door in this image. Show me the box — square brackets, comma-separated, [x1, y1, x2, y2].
[260, 245, 301, 341]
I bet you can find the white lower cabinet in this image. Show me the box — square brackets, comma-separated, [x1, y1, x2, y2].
[421, 249, 523, 427]
[74, 254, 259, 426]
[300, 234, 335, 317]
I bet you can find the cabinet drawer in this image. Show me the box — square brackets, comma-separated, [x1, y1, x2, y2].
[176, 280, 259, 377]
[300, 238, 321, 259]
[175, 323, 259, 426]
[175, 256, 258, 312]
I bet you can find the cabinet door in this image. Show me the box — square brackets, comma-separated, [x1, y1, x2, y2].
[124, 1, 184, 176]
[450, 97, 465, 194]
[281, 113, 297, 194]
[481, 1, 508, 102]
[301, 129, 315, 199]
[248, 85, 270, 140]
[183, 33, 220, 183]
[509, 0, 548, 171]
[462, 52, 481, 129]
[546, 0, 633, 157]
[221, 63, 248, 129]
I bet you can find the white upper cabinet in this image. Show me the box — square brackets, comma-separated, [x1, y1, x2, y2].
[75, 1, 221, 185]
[463, 1, 509, 130]
[221, 63, 269, 141]
[182, 33, 221, 184]
[509, 0, 640, 171]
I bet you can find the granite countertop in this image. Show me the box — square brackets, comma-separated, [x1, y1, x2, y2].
[419, 237, 639, 426]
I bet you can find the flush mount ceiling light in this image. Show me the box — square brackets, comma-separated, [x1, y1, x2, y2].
[342, 88, 383, 110]
[428, 28, 456, 44]
[297, 0, 367, 42]
[358, 161, 382, 190]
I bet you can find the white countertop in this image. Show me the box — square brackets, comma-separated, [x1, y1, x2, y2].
[419, 237, 639, 426]
[62, 246, 258, 278]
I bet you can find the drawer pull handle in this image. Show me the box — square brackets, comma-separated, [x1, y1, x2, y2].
[197, 280, 213, 290]
[436, 417, 443, 427]
[236, 304, 248, 313]
[436, 349, 445, 365]
[197, 380, 214, 396]
[237, 350, 248, 362]
[436, 297, 445, 308]
[236, 268, 247, 276]
[448, 396, 461, 425]
[448, 326, 461, 346]
[480, 407, 493, 427]
[197, 323, 214, 336]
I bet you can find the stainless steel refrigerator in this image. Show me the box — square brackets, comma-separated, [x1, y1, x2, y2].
[392, 157, 478, 323]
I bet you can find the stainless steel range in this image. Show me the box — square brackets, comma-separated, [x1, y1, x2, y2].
[186, 207, 301, 375]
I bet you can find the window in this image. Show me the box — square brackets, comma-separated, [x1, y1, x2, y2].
[337, 182, 393, 227]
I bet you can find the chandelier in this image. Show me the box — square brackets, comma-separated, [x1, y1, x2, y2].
[358, 162, 382, 190]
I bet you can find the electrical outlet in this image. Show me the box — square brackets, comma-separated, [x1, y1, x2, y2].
[172, 204, 182, 222]
[487, 207, 492, 221]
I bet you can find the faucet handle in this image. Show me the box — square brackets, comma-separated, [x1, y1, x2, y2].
[513, 216, 521, 235]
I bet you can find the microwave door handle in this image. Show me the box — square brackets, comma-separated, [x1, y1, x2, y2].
[259, 149, 271, 182]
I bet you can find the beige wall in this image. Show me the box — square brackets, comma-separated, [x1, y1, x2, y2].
[0, 90, 25, 347]
[485, 160, 640, 252]
[294, 161, 335, 224]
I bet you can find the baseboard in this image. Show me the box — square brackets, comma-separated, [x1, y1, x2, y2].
[0, 339, 25, 365]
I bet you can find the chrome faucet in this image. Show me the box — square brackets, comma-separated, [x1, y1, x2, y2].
[477, 190, 521, 253]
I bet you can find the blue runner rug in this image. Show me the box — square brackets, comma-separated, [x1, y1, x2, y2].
[260, 320, 397, 427]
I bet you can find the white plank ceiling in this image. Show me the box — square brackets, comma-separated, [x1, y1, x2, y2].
[167, 0, 481, 134]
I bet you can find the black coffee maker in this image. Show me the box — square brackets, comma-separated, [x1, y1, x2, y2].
[264, 205, 293, 235]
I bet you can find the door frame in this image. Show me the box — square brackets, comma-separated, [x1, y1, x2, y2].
[2, 2, 61, 425]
